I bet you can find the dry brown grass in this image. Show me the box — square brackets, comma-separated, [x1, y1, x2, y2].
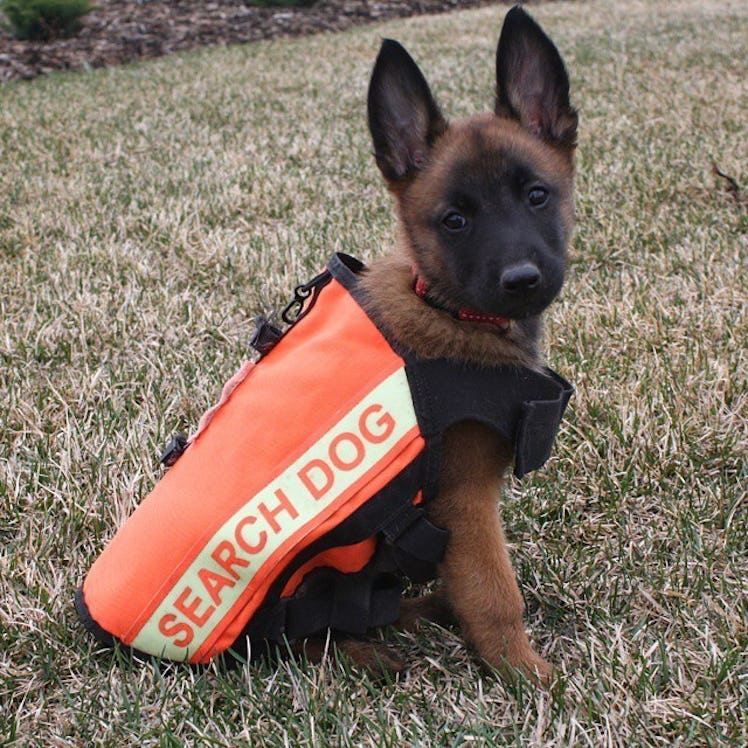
[1, 0, 746, 745]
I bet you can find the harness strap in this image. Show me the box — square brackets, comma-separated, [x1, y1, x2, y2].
[513, 371, 573, 477]
[380, 502, 449, 579]
[406, 359, 572, 482]
[241, 460, 449, 643]
[246, 552, 403, 641]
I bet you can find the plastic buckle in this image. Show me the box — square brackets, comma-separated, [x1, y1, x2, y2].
[250, 316, 284, 356]
[159, 433, 188, 467]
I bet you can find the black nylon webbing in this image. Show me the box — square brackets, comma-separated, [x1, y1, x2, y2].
[242, 459, 448, 643]
[405, 360, 572, 479]
[247, 555, 403, 641]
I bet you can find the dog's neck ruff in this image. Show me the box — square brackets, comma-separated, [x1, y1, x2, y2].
[412, 269, 511, 330]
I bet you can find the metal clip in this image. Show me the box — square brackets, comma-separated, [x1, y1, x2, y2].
[281, 270, 332, 325]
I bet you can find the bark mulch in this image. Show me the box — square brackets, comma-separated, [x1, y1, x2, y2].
[0, 0, 507, 82]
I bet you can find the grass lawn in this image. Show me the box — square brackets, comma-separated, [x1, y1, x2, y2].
[1, 0, 746, 745]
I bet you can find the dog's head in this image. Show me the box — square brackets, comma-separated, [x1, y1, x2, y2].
[367, 6, 577, 321]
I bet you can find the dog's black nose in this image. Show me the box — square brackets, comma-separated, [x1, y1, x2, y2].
[501, 262, 541, 293]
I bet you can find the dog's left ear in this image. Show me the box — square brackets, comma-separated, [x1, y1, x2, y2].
[367, 39, 448, 186]
[495, 6, 578, 149]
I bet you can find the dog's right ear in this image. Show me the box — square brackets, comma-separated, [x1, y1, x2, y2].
[367, 39, 447, 186]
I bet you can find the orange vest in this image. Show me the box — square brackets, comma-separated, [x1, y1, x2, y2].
[76, 253, 572, 664]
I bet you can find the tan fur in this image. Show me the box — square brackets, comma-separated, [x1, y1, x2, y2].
[428, 421, 552, 683]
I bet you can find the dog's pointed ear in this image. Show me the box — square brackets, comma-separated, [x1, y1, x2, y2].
[495, 6, 578, 148]
[368, 39, 448, 185]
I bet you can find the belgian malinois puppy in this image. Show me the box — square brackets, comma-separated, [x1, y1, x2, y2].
[317, 6, 578, 683]
[75, 6, 577, 684]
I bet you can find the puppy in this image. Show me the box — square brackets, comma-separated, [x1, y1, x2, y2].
[350, 5, 578, 683]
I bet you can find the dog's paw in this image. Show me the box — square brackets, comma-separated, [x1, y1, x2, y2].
[294, 636, 405, 679]
[501, 650, 554, 688]
[471, 623, 554, 688]
[337, 639, 406, 679]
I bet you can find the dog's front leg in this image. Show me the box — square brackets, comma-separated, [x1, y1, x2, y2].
[429, 421, 553, 685]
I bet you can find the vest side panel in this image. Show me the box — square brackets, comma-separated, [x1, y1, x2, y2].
[80, 279, 415, 661]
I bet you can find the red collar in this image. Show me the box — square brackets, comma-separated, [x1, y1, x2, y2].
[412, 270, 510, 330]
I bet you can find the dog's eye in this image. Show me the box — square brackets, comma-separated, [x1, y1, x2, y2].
[442, 211, 467, 232]
[528, 186, 549, 207]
